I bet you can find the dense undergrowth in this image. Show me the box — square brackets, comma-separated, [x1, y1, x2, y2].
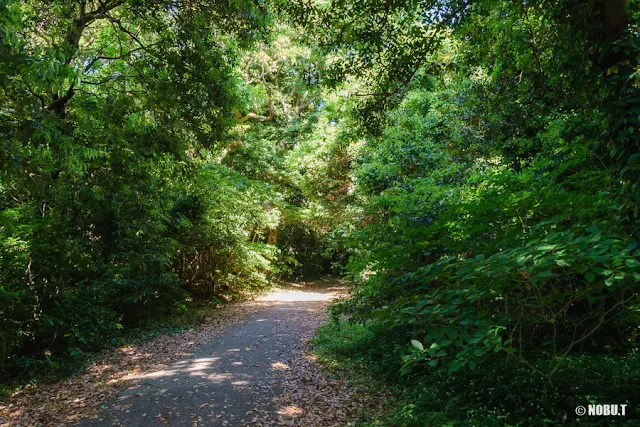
[315, 321, 640, 426]
[308, 0, 640, 424]
[2, 0, 640, 423]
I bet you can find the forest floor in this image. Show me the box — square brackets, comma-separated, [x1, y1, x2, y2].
[1, 280, 387, 426]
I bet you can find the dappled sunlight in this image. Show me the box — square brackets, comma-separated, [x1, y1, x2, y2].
[277, 405, 304, 417]
[259, 289, 336, 302]
[141, 369, 178, 379]
[3, 280, 350, 426]
[271, 361, 290, 370]
[4, 0, 633, 425]
[76, 284, 343, 423]
[117, 346, 135, 355]
[86, 362, 113, 376]
[108, 358, 254, 387]
[188, 357, 218, 371]
[206, 373, 234, 382]
[112, 356, 232, 383]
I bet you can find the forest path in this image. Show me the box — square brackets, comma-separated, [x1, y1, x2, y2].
[74, 281, 350, 426]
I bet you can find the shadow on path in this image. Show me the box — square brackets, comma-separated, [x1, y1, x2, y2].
[78, 285, 344, 426]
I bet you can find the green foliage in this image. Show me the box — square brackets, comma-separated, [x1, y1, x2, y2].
[315, 320, 640, 426]
[3, 1, 639, 424]
[0, 0, 341, 381]
[306, 0, 640, 423]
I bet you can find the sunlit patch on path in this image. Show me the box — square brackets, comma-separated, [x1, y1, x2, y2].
[258, 288, 337, 302]
[0, 280, 371, 427]
[68, 280, 351, 426]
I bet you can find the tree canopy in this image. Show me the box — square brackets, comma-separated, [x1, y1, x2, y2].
[1, 0, 639, 423]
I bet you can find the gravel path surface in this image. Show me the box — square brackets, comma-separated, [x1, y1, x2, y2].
[77, 284, 346, 426]
[2, 281, 387, 427]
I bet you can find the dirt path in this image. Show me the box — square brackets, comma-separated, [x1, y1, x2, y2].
[2, 281, 381, 426]
[80, 285, 341, 426]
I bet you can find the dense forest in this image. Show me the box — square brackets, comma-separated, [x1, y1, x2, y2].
[1, 0, 639, 424]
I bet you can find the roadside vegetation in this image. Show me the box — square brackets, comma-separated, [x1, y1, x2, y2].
[2, 0, 639, 424]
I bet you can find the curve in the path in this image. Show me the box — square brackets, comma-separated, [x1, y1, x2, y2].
[78, 286, 340, 427]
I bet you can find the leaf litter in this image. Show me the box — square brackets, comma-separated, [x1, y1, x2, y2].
[1, 281, 390, 426]
[0, 299, 276, 427]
